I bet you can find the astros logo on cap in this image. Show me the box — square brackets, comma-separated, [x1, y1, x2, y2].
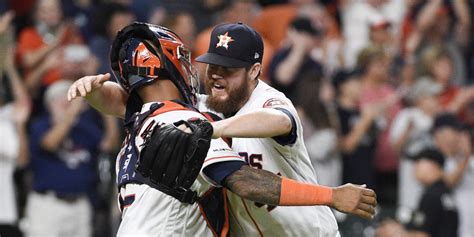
[216, 32, 234, 50]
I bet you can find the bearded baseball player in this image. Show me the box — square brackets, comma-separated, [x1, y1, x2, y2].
[68, 22, 376, 237]
[194, 22, 354, 237]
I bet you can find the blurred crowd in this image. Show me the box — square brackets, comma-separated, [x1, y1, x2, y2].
[0, 0, 473, 236]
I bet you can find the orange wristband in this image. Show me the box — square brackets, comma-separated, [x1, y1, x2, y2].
[279, 178, 333, 206]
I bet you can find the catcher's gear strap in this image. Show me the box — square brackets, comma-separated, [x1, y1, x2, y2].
[198, 188, 230, 237]
[125, 99, 195, 123]
[149, 100, 195, 117]
[124, 65, 167, 79]
[124, 90, 145, 122]
[116, 102, 163, 189]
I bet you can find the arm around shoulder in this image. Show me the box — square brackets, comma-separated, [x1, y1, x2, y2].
[212, 108, 292, 139]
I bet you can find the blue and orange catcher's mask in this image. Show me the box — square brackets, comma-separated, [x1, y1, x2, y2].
[110, 22, 198, 106]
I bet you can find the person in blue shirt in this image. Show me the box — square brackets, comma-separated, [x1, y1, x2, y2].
[25, 80, 103, 237]
[269, 16, 324, 101]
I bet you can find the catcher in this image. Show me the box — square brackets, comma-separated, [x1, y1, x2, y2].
[68, 22, 376, 236]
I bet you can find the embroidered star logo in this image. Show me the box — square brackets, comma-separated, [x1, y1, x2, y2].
[216, 32, 234, 50]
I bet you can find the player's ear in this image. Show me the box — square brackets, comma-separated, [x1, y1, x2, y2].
[248, 63, 261, 81]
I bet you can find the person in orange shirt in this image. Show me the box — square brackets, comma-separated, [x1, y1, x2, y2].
[16, 0, 83, 117]
[16, 0, 82, 92]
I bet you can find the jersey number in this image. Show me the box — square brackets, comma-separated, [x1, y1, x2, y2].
[238, 152, 276, 212]
[238, 152, 262, 170]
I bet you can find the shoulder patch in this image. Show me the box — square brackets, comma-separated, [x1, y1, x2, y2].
[263, 98, 287, 108]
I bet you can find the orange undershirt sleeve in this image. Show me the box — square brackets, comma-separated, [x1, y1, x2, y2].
[279, 177, 333, 206]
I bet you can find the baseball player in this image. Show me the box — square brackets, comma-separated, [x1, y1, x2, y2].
[194, 22, 345, 236]
[68, 22, 376, 237]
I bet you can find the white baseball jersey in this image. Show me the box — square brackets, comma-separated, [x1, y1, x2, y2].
[198, 81, 340, 237]
[116, 101, 243, 237]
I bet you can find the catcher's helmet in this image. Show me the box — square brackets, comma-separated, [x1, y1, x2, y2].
[110, 22, 198, 105]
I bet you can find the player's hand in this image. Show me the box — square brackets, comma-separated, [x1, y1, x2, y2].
[331, 183, 377, 219]
[67, 73, 110, 101]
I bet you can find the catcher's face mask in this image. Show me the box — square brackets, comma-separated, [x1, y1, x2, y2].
[111, 22, 199, 106]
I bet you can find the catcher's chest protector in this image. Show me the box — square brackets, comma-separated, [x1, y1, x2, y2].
[117, 104, 156, 189]
[117, 101, 231, 237]
[117, 101, 192, 189]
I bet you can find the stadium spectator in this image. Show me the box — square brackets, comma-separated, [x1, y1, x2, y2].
[424, 114, 472, 210]
[0, 12, 30, 237]
[300, 3, 344, 78]
[295, 70, 341, 187]
[407, 0, 470, 85]
[420, 45, 474, 118]
[341, 0, 390, 68]
[24, 81, 107, 236]
[334, 69, 378, 189]
[146, 6, 167, 26]
[16, 0, 81, 81]
[128, 0, 162, 23]
[442, 123, 473, 237]
[357, 45, 402, 204]
[26, 43, 98, 85]
[333, 69, 380, 235]
[16, 0, 82, 115]
[61, 0, 97, 42]
[377, 148, 459, 237]
[163, 11, 196, 50]
[64, 44, 98, 79]
[368, 16, 395, 53]
[390, 78, 442, 223]
[89, 3, 135, 74]
[269, 16, 324, 101]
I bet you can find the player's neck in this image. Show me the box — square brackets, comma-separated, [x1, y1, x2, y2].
[138, 80, 184, 103]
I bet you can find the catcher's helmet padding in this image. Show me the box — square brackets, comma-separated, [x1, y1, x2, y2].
[110, 22, 198, 106]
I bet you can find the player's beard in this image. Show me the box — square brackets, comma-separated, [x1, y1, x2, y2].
[205, 76, 252, 117]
